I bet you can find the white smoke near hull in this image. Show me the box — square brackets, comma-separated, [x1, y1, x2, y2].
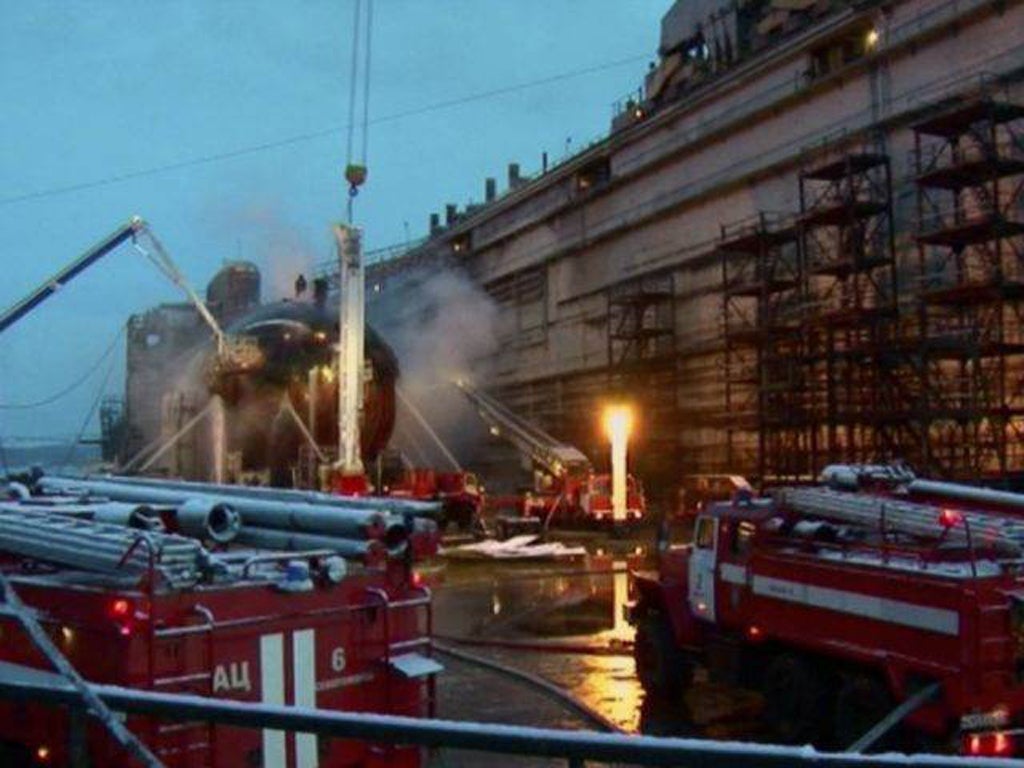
[210, 202, 319, 303]
[370, 265, 500, 469]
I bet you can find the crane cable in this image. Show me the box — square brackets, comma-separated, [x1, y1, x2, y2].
[344, 0, 373, 223]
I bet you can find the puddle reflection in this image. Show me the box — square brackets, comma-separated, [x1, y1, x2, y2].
[433, 552, 765, 737]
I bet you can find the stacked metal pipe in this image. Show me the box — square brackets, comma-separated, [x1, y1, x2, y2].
[908, 479, 1024, 513]
[8, 497, 164, 531]
[0, 502, 208, 586]
[100, 474, 442, 517]
[39, 475, 423, 560]
[776, 486, 1024, 556]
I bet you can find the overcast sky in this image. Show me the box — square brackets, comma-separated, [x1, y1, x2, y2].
[0, 1, 666, 443]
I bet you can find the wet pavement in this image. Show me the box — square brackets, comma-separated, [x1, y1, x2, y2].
[425, 530, 765, 766]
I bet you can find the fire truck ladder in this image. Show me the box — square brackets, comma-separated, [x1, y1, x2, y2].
[777, 486, 1024, 557]
[454, 380, 591, 479]
[0, 216, 260, 372]
[0, 504, 212, 586]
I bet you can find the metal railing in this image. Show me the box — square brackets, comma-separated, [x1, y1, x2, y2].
[0, 660, 1016, 767]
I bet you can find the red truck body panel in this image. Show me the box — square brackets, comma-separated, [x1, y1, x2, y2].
[0, 557, 433, 767]
[630, 492, 1024, 754]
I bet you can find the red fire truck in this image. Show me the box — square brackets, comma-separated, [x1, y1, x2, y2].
[628, 484, 1024, 757]
[0, 494, 440, 767]
[387, 468, 484, 531]
[456, 381, 645, 526]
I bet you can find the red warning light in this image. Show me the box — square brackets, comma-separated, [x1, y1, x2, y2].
[938, 508, 962, 528]
[964, 731, 1014, 756]
[108, 598, 131, 618]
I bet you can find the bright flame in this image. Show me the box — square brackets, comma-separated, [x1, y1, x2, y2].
[865, 28, 880, 49]
[602, 404, 634, 442]
[603, 404, 634, 521]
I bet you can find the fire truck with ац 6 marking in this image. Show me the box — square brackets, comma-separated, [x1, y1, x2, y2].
[0, 475, 442, 768]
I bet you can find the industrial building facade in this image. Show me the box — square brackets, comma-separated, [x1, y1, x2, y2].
[365, 0, 1024, 492]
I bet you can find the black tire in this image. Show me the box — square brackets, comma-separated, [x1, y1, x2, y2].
[634, 612, 693, 700]
[834, 674, 894, 751]
[762, 654, 827, 744]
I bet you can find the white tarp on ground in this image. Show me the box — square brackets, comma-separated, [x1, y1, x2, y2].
[441, 534, 586, 560]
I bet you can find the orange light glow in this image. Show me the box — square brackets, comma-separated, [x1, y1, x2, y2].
[602, 404, 634, 442]
[35, 745, 51, 762]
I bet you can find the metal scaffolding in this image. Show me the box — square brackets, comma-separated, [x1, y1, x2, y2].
[606, 275, 678, 483]
[799, 151, 901, 469]
[720, 212, 804, 481]
[912, 99, 1024, 480]
[720, 149, 902, 484]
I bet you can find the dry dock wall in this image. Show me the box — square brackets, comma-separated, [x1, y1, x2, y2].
[369, 0, 1024, 492]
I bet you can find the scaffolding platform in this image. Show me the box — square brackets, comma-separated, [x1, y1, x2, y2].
[917, 212, 1024, 247]
[921, 280, 1024, 306]
[912, 100, 1024, 138]
[800, 153, 889, 181]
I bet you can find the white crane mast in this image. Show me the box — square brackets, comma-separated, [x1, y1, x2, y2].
[334, 224, 365, 477]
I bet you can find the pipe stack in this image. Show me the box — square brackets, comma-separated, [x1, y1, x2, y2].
[776, 486, 1024, 556]
[9, 499, 164, 531]
[0, 502, 208, 586]
[908, 479, 1024, 513]
[39, 475, 423, 561]
[102, 474, 442, 517]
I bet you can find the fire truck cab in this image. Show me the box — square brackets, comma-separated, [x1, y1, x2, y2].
[629, 491, 1024, 756]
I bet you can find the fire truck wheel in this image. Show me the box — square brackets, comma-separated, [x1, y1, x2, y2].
[762, 654, 827, 744]
[634, 613, 693, 699]
[834, 674, 894, 751]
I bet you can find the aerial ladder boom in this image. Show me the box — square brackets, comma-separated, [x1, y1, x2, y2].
[129, 222, 228, 356]
[0, 218, 143, 335]
[454, 380, 591, 479]
[0, 216, 257, 372]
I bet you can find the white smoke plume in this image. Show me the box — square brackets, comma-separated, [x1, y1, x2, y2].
[206, 202, 321, 302]
[370, 266, 500, 468]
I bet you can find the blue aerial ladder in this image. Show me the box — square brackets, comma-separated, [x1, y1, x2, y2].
[0, 217, 144, 335]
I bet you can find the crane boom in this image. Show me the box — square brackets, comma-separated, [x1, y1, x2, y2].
[0, 217, 144, 335]
[0, 216, 262, 375]
[454, 380, 591, 479]
[130, 223, 226, 354]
